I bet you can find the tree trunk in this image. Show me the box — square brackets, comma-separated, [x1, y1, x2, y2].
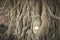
[0, 0, 60, 40]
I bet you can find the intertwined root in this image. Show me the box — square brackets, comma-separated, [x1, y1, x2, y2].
[1, 0, 58, 40]
[2, 0, 42, 40]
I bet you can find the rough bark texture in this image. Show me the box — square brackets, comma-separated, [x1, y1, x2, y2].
[0, 0, 60, 40]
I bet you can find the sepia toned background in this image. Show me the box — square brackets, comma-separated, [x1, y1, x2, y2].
[0, 0, 60, 40]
